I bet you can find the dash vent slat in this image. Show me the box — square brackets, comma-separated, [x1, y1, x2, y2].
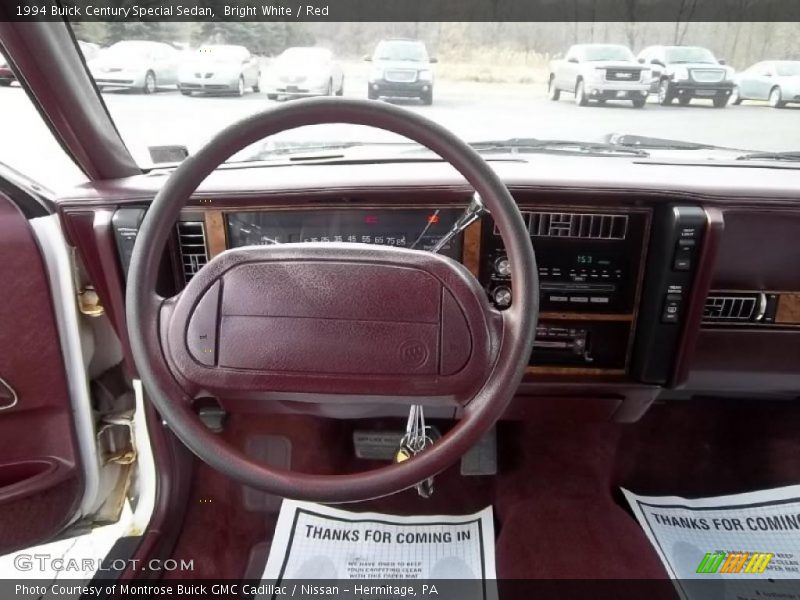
[528, 212, 628, 240]
[177, 221, 208, 284]
[703, 293, 760, 322]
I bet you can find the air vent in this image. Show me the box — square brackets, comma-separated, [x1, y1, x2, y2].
[528, 212, 628, 240]
[176, 221, 208, 283]
[703, 293, 764, 323]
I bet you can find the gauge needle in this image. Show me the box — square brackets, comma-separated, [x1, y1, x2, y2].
[409, 208, 441, 250]
[429, 193, 486, 253]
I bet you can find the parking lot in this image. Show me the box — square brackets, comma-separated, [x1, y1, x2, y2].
[2, 69, 799, 190]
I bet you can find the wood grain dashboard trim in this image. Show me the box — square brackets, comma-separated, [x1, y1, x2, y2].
[462, 221, 481, 277]
[204, 210, 227, 258]
[776, 293, 800, 325]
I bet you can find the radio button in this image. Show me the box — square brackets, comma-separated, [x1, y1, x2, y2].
[549, 295, 569, 302]
[661, 294, 682, 323]
[673, 257, 691, 271]
[569, 296, 589, 303]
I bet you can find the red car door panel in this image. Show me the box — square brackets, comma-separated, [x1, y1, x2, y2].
[0, 193, 83, 555]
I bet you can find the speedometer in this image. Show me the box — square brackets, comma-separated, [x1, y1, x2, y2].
[226, 208, 464, 260]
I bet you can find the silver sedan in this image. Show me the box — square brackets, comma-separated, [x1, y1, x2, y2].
[731, 60, 800, 108]
[88, 40, 179, 94]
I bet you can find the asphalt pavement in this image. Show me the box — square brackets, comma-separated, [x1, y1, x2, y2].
[2, 73, 798, 191]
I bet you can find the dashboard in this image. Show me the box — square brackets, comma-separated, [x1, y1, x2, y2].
[55, 157, 800, 419]
[111, 200, 687, 381]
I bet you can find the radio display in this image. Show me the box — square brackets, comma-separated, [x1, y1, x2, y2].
[226, 208, 464, 260]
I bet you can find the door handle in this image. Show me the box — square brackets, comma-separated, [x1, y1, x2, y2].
[0, 377, 17, 410]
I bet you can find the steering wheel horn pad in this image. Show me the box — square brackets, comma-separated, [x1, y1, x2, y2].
[164, 243, 500, 404]
[126, 98, 538, 502]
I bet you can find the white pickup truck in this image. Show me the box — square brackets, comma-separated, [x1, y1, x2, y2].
[548, 44, 651, 108]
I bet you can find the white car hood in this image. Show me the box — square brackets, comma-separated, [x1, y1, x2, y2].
[273, 61, 329, 77]
[666, 62, 723, 70]
[90, 56, 146, 72]
[183, 59, 239, 72]
[583, 60, 643, 69]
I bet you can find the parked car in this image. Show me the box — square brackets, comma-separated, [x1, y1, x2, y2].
[637, 45, 735, 107]
[366, 39, 436, 105]
[264, 47, 343, 100]
[731, 60, 800, 108]
[0, 50, 15, 86]
[88, 40, 179, 94]
[548, 44, 650, 108]
[178, 45, 261, 96]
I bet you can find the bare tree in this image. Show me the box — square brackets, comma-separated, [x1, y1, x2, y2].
[673, 0, 698, 44]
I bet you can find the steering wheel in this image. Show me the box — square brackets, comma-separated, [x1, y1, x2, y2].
[126, 98, 538, 502]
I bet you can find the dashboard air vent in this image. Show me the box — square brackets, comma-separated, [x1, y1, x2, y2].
[177, 221, 208, 283]
[528, 212, 628, 240]
[703, 293, 763, 323]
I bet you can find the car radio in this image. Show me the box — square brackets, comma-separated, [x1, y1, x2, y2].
[480, 209, 648, 312]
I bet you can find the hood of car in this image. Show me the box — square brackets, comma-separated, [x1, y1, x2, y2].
[585, 60, 643, 69]
[373, 59, 430, 70]
[181, 58, 240, 72]
[665, 62, 722, 70]
[89, 55, 147, 72]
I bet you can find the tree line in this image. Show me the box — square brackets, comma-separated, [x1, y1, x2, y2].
[71, 21, 800, 69]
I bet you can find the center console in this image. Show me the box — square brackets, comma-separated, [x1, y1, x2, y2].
[479, 207, 651, 374]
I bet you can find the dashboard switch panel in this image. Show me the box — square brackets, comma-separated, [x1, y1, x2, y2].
[632, 205, 707, 384]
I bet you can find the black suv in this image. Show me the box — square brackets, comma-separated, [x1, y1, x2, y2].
[637, 45, 735, 107]
[366, 39, 436, 105]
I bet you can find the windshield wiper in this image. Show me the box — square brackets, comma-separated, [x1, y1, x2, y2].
[471, 138, 649, 157]
[235, 141, 417, 163]
[736, 151, 800, 163]
[605, 134, 731, 151]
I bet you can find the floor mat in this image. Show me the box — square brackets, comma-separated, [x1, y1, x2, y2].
[163, 400, 800, 580]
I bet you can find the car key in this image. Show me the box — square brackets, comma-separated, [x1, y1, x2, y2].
[394, 404, 435, 498]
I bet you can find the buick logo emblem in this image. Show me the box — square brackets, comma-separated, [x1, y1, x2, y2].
[399, 339, 429, 368]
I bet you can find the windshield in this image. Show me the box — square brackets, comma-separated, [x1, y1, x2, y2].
[102, 41, 154, 58]
[582, 45, 634, 62]
[664, 46, 717, 64]
[195, 45, 248, 62]
[278, 47, 329, 63]
[374, 41, 428, 62]
[50, 21, 800, 170]
[775, 62, 800, 76]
